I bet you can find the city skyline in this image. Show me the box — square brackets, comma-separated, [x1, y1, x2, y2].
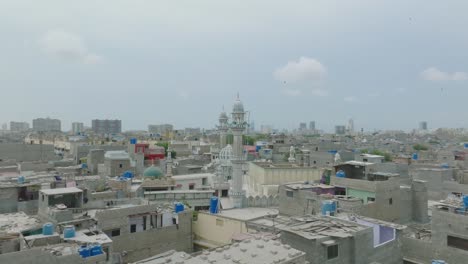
[2, 1, 468, 131]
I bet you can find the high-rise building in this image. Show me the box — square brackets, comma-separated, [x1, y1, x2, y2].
[348, 118, 354, 133]
[335, 125, 346, 135]
[10, 121, 30, 132]
[92, 119, 122, 135]
[148, 124, 174, 135]
[419, 121, 428, 130]
[309, 121, 316, 130]
[299, 123, 307, 131]
[72, 122, 84, 135]
[32, 118, 61, 132]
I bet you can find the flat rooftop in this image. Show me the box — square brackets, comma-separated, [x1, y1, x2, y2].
[0, 212, 40, 233]
[171, 173, 213, 181]
[341, 161, 374, 166]
[40, 187, 82, 195]
[134, 237, 305, 264]
[284, 182, 334, 190]
[206, 207, 279, 221]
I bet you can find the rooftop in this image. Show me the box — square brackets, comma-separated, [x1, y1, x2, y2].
[40, 187, 83, 195]
[0, 212, 40, 233]
[284, 182, 334, 190]
[171, 173, 213, 181]
[134, 236, 305, 264]
[206, 207, 279, 221]
[341, 160, 374, 167]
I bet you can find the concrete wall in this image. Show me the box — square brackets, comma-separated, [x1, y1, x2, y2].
[0, 143, 56, 162]
[193, 212, 248, 246]
[411, 168, 453, 200]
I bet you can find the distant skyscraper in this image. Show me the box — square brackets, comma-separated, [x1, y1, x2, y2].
[309, 121, 316, 130]
[10, 121, 29, 132]
[335, 125, 346, 135]
[1, 123, 6, 130]
[299, 122, 307, 131]
[92, 119, 122, 135]
[419, 121, 428, 130]
[348, 118, 354, 133]
[148, 124, 174, 135]
[250, 121, 255, 133]
[33, 118, 61, 132]
[72, 122, 84, 135]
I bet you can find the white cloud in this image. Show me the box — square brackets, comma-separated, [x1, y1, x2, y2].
[274, 57, 326, 83]
[282, 89, 301, 97]
[420, 67, 468, 81]
[39, 29, 103, 64]
[344, 96, 357, 102]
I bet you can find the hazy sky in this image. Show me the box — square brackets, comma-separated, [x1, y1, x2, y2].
[1, 1, 468, 132]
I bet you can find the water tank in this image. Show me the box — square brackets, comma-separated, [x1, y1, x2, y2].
[123, 171, 134, 178]
[42, 223, 54, 235]
[130, 138, 137, 144]
[175, 202, 184, 213]
[336, 170, 346, 178]
[209, 196, 219, 214]
[464, 143, 468, 149]
[432, 260, 446, 264]
[441, 163, 449, 169]
[90, 244, 103, 256]
[17, 175, 25, 184]
[321, 200, 336, 216]
[412, 153, 418, 160]
[463, 195, 468, 208]
[63, 225, 76, 238]
[78, 246, 91, 258]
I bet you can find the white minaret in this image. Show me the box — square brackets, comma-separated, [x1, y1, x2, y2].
[229, 95, 247, 208]
[218, 108, 229, 148]
[166, 147, 173, 177]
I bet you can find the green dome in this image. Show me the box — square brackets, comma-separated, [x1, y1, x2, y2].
[143, 166, 164, 179]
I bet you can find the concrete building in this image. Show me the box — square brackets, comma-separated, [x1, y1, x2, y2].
[247, 214, 405, 264]
[309, 121, 316, 131]
[103, 151, 131, 176]
[335, 125, 346, 135]
[32, 118, 61, 132]
[148, 124, 173, 136]
[92, 119, 122, 135]
[0, 143, 56, 162]
[10, 121, 29, 132]
[133, 237, 307, 264]
[419, 121, 428, 131]
[71, 122, 84, 135]
[299, 122, 307, 132]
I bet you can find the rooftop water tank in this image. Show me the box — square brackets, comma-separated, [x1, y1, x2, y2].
[336, 170, 346, 178]
[42, 223, 54, 236]
[441, 163, 449, 169]
[90, 244, 103, 256]
[175, 202, 184, 213]
[123, 171, 134, 178]
[78, 246, 91, 258]
[209, 196, 219, 214]
[130, 138, 137, 144]
[432, 260, 446, 264]
[321, 200, 336, 216]
[63, 225, 76, 238]
[17, 175, 25, 184]
[464, 143, 468, 149]
[412, 153, 418, 160]
[463, 195, 468, 208]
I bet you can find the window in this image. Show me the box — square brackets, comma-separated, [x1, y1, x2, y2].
[447, 235, 468, 251]
[221, 190, 228, 197]
[389, 198, 393, 205]
[367, 197, 375, 203]
[119, 164, 123, 168]
[327, 244, 338, 259]
[130, 224, 136, 233]
[363, 159, 368, 162]
[111, 229, 120, 237]
[216, 219, 224, 226]
[286, 190, 294, 198]
[189, 184, 195, 190]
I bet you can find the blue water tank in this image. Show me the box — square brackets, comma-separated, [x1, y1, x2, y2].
[412, 153, 418, 160]
[441, 163, 449, 169]
[336, 170, 346, 178]
[90, 244, 103, 256]
[42, 223, 54, 235]
[81, 163, 88, 169]
[63, 226, 76, 238]
[463, 196, 468, 208]
[175, 202, 184, 213]
[123, 171, 134, 178]
[464, 143, 468, 149]
[432, 260, 446, 264]
[255, 145, 261, 152]
[209, 196, 219, 214]
[130, 138, 137, 144]
[78, 246, 91, 258]
[321, 200, 336, 216]
[17, 175, 25, 184]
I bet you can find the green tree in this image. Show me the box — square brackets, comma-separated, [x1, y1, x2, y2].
[413, 144, 428, 151]
[155, 142, 177, 158]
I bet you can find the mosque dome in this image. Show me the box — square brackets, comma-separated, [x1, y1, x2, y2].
[219, 111, 228, 120]
[219, 144, 233, 161]
[232, 98, 244, 113]
[143, 165, 164, 179]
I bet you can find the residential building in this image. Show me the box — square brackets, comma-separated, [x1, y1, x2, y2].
[335, 125, 346, 135]
[32, 118, 61, 132]
[71, 122, 84, 135]
[92, 119, 122, 134]
[148, 124, 173, 136]
[10, 121, 29, 132]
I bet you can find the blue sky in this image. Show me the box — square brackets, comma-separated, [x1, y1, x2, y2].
[1, 0, 468, 132]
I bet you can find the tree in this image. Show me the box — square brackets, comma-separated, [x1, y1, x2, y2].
[413, 144, 428, 151]
[155, 142, 177, 158]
